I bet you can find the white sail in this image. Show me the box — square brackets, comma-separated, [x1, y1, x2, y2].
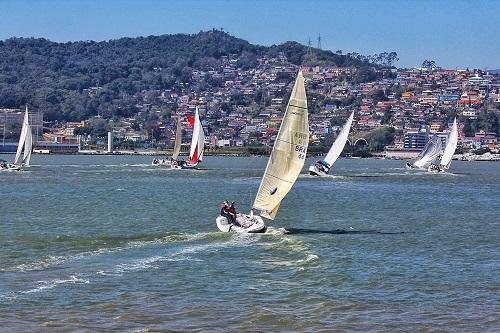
[413, 135, 442, 168]
[22, 121, 33, 165]
[439, 118, 458, 169]
[188, 107, 205, 164]
[253, 71, 309, 220]
[172, 117, 182, 160]
[322, 111, 354, 168]
[14, 107, 32, 165]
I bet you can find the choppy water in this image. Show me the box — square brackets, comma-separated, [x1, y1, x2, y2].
[1, 154, 499, 332]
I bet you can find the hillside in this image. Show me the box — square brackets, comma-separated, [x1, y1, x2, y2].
[0, 30, 380, 121]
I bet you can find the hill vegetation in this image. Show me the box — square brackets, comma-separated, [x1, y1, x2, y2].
[0, 30, 385, 122]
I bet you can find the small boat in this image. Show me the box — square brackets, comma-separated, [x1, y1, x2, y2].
[406, 134, 442, 170]
[309, 111, 354, 176]
[428, 118, 458, 173]
[216, 71, 309, 233]
[1, 107, 32, 171]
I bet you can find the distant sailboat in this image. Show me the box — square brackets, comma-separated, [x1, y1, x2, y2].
[152, 118, 181, 167]
[428, 118, 458, 172]
[171, 117, 182, 161]
[309, 111, 354, 176]
[185, 106, 205, 168]
[216, 71, 309, 233]
[3, 107, 33, 171]
[406, 134, 442, 170]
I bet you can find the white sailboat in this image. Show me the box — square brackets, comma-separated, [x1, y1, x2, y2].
[185, 106, 205, 168]
[2, 107, 32, 171]
[216, 71, 309, 233]
[428, 118, 458, 172]
[406, 134, 442, 170]
[309, 111, 354, 176]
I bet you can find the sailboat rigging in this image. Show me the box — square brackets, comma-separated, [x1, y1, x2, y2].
[309, 111, 354, 176]
[1, 107, 32, 171]
[216, 71, 309, 233]
[428, 118, 458, 173]
[406, 134, 442, 170]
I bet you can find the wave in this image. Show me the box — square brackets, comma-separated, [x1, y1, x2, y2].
[2, 232, 218, 273]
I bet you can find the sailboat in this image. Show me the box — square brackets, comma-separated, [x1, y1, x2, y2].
[309, 111, 354, 176]
[216, 71, 309, 233]
[184, 106, 205, 168]
[428, 118, 458, 173]
[406, 134, 442, 170]
[2, 107, 32, 171]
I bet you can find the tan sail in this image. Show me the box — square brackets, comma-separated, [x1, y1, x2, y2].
[253, 71, 308, 220]
[172, 117, 182, 160]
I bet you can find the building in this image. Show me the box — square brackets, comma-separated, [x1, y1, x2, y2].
[404, 126, 431, 149]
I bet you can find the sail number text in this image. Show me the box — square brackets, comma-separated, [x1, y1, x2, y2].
[295, 145, 306, 159]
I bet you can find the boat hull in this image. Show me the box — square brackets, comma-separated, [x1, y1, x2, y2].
[308, 163, 329, 176]
[0, 164, 22, 171]
[216, 214, 266, 233]
[427, 164, 445, 173]
[152, 159, 171, 167]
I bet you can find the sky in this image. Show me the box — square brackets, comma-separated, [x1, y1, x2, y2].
[1, 0, 499, 69]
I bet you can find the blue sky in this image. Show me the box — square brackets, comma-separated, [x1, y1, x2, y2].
[1, 0, 499, 69]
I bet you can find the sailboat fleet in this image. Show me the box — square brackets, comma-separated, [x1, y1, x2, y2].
[1, 72, 462, 234]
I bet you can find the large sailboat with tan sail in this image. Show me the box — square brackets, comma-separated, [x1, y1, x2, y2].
[216, 71, 309, 233]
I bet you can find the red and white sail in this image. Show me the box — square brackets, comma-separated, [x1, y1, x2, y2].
[186, 107, 205, 164]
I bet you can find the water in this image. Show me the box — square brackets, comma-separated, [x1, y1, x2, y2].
[1, 154, 499, 332]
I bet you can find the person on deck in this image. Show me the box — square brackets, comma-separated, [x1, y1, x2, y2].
[220, 201, 231, 220]
[227, 201, 237, 218]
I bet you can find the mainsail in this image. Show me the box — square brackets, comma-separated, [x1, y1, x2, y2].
[322, 111, 354, 168]
[171, 117, 182, 160]
[187, 107, 205, 164]
[439, 118, 458, 169]
[253, 71, 309, 220]
[14, 107, 33, 166]
[413, 135, 442, 168]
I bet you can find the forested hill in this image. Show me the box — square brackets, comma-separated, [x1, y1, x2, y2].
[0, 30, 382, 121]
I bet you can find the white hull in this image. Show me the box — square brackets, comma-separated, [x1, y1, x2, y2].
[427, 164, 445, 173]
[152, 159, 171, 166]
[0, 164, 22, 171]
[216, 214, 266, 233]
[308, 163, 328, 176]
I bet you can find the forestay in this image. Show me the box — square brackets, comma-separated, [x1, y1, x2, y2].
[253, 71, 309, 220]
[322, 111, 354, 168]
[440, 118, 458, 169]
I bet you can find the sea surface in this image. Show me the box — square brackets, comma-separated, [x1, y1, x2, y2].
[0, 154, 499, 332]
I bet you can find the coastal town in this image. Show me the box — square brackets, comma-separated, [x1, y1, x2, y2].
[1, 50, 499, 158]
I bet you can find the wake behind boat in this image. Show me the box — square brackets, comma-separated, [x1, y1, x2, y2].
[428, 118, 458, 173]
[215, 70, 309, 233]
[309, 111, 354, 176]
